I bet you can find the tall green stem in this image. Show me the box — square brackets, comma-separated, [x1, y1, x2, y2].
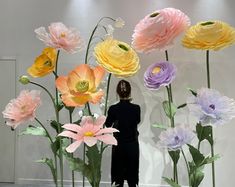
[68, 110, 75, 187]
[206, 50, 215, 187]
[104, 73, 112, 116]
[181, 149, 191, 186]
[54, 50, 63, 187]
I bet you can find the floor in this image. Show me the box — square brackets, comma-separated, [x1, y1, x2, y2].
[0, 184, 55, 187]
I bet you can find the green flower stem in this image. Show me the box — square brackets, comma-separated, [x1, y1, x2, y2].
[181, 149, 191, 186]
[104, 73, 112, 116]
[35, 117, 58, 187]
[54, 50, 63, 187]
[85, 17, 115, 64]
[29, 82, 58, 186]
[206, 50, 215, 187]
[68, 110, 75, 187]
[165, 50, 178, 184]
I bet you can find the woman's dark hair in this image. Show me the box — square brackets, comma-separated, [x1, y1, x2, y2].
[116, 80, 131, 99]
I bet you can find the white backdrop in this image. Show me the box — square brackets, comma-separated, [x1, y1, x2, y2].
[0, 0, 235, 186]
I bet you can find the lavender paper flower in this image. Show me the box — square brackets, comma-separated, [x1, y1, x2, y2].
[158, 126, 195, 151]
[187, 87, 235, 126]
[144, 61, 176, 90]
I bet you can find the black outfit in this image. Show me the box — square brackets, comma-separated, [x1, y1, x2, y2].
[105, 100, 141, 187]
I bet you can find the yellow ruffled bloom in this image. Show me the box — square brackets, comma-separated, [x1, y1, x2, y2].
[94, 38, 140, 77]
[182, 21, 235, 50]
[27, 47, 57, 77]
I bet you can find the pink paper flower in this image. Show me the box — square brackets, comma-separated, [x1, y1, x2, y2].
[2, 90, 41, 129]
[132, 8, 190, 53]
[35, 22, 84, 54]
[59, 115, 119, 153]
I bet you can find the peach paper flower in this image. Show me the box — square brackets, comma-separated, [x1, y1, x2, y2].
[35, 22, 84, 53]
[55, 64, 105, 107]
[59, 115, 119, 153]
[132, 8, 190, 53]
[2, 90, 41, 129]
[182, 21, 235, 50]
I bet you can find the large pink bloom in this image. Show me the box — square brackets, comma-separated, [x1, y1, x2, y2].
[132, 8, 190, 53]
[58, 115, 119, 153]
[35, 22, 84, 54]
[2, 90, 41, 129]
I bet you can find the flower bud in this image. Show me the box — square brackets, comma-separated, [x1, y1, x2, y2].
[19, 75, 30, 85]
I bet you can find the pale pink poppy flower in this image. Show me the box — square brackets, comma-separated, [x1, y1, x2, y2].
[35, 22, 84, 54]
[58, 115, 119, 153]
[132, 8, 190, 53]
[2, 90, 41, 129]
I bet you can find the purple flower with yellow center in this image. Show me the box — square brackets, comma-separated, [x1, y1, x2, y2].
[158, 126, 195, 151]
[187, 88, 235, 126]
[144, 61, 176, 90]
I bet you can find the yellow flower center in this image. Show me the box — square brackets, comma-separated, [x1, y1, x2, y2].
[118, 44, 129, 51]
[44, 60, 52, 67]
[76, 80, 89, 93]
[201, 21, 214, 26]
[60, 33, 66, 38]
[84, 131, 94, 137]
[150, 12, 160, 18]
[152, 67, 161, 74]
[20, 105, 27, 113]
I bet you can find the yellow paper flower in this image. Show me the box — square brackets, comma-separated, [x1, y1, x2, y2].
[55, 64, 105, 107]
[182, 21, 235, 50]
[27, 47, 57, 77]
[94, 38, 140, 77]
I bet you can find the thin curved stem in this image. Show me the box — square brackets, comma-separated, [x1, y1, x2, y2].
[104, 73, 112, 116]
[166, 86, 174, 128]
[181, 149, 191, 186]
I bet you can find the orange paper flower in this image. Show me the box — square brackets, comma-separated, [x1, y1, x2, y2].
[27, 47, 57, 77]
[56, 64, 105, 107]
[182, 21, 235, 50]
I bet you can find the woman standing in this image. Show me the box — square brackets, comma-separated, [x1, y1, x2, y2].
[105, 80, 141, 187]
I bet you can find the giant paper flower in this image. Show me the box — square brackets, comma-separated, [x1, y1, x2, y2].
[27, 47, 57, 78]
[94, 38, 140, 77]
[144, 61, 176, 90]
[132, 8, 190, 53]
[182, 21, 235, 50]
[35, 22, 84, 53]
[158, 126, 195, 151]
[187, 88, 235, 126]
[59, 115, 119, 153]
[55, 64, 105, 107]
[2, 90, 41, 129]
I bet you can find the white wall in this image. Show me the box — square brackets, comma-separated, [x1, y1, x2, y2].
[1, 0, 235, 186]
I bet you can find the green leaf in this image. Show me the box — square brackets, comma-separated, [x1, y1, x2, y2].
[51, 138, 60, 155]
[56, 98, 64, 112]
[19, 126, 47, 137]
[50, 120, 61, 133]
[189, 166, 204, 187]
[162, 100, 177, 118]
[177, 103, 187, 109]
[163, 177, 181, 187]
[188, 144, 205, 166]
[152, 123, 168, 130]
[187, 87, 197, 96]
[36, 158, 57, 184]
[202, 154, 220, 165]
[169, 150, 180, 165]
[196, 123, 213, 145]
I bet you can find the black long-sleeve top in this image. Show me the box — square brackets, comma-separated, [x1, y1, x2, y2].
[105, 100, 141, 144]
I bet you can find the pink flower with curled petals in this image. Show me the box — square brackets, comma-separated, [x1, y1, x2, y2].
[132, 8, 190, 53]
[58, 115, 119, 153]
[35, 22, 84, 54]
[2, 90, 41, 129]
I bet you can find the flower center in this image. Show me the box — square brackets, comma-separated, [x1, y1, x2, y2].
[44, 60, 52, 67]
[201, 21, 214, 26]
[118, 44, 129, 51]
[152, 67, 161, 74]
[150, 12, 160, 18]
[60, 32, 66, 38]
[174, 136, 180, 143]
[84, 131, 94, 137]
[209, 104, 215, 110]
[20, 105, 27, 113]
[76, 80, 89, 93]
